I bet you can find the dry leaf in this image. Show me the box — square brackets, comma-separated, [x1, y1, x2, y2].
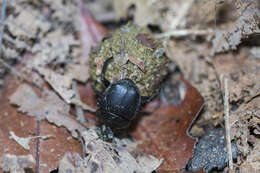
[214, 49, 260, 103]
[212, 3, 260, 53]
[240, 140, 260, 172]
[59, 129, 162, 173]
[112, 0, 192, 31]
[31, 29, 80, 66]
[9, 83, 86, 138]
[166, 39, 223, 125]
[6, 1, 51, 38]
[0, 76, 82, 172]
[132, 78, 204, 172]
[24, 6, 108, 111]
[0, 154, 35, 173]
[230, 96, 260, 171]
[113, 0, 158, 27]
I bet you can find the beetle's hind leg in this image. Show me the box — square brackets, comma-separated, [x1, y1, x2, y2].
[101, 57, 113, 87]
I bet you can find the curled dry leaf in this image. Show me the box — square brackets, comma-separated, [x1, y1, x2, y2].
[59, 129, 162, 173]
[132, 78, 204, 172]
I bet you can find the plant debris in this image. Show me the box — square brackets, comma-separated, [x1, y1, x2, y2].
[0, 0, 259, 172]
[9, 131, 52, 151]
[58, 129, 162, 173]
[0, 154, 35, 173]
[9, 84, 86, 138]
[212, 1, 260, 53]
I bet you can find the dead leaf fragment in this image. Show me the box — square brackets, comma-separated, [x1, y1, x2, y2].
[128, 54, 146, 72]
[9, 131, 31, 151]
[113, 0, 193, 31]
[240, 140, 260, 172]
[212, 6, 260, 53]
[113, 0, 159, 27]
[0, 154, 35, 173]
[31, 29, 80, 67]
[94, 57, 105, 75]
[9, 84, 69, 120]
[214, 49, 260, 102]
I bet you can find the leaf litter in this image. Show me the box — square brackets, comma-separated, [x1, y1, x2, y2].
[59, 129, 162, 173]
[112, 0, 260, 172]
[9, 83, 87, 138]
[0, 0, 165, 172]
[9, 131, 52, 151]
[0, 0, 259, 172]
[0, 154, 35, 173]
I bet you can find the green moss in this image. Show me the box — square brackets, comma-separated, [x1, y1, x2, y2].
[89, 23, 169, 97]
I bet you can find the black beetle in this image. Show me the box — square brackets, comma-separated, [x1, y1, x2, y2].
[96, 56, 155, 129]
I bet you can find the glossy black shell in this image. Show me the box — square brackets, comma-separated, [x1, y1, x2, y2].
[96, 78, 141, 129]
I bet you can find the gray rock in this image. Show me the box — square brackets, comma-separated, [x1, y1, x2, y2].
[186, 128, 238, 172]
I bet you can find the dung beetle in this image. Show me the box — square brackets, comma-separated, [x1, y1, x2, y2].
[96, 56, 156, 129]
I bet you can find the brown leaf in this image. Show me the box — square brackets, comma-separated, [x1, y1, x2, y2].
[9, 83, 87, 138]
[132, 78, 204, 172]
[0, 76, 82, 173]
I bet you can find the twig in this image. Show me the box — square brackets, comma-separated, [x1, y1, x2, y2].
[35, 120, 40, 173]
[95, 11, 116, 23]
[155, 29, 213, 39]
[72, 80, 86, 123]
[224, 78, 233, 170]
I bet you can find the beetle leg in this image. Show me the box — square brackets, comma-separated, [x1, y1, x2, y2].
[101, 57, 113, 87]
[141, 88, 160, 104]
[96, 125, 114, 141]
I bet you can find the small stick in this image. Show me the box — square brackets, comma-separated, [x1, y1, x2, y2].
[224, 78, 233, 170]
[155, 29, 213, 39]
